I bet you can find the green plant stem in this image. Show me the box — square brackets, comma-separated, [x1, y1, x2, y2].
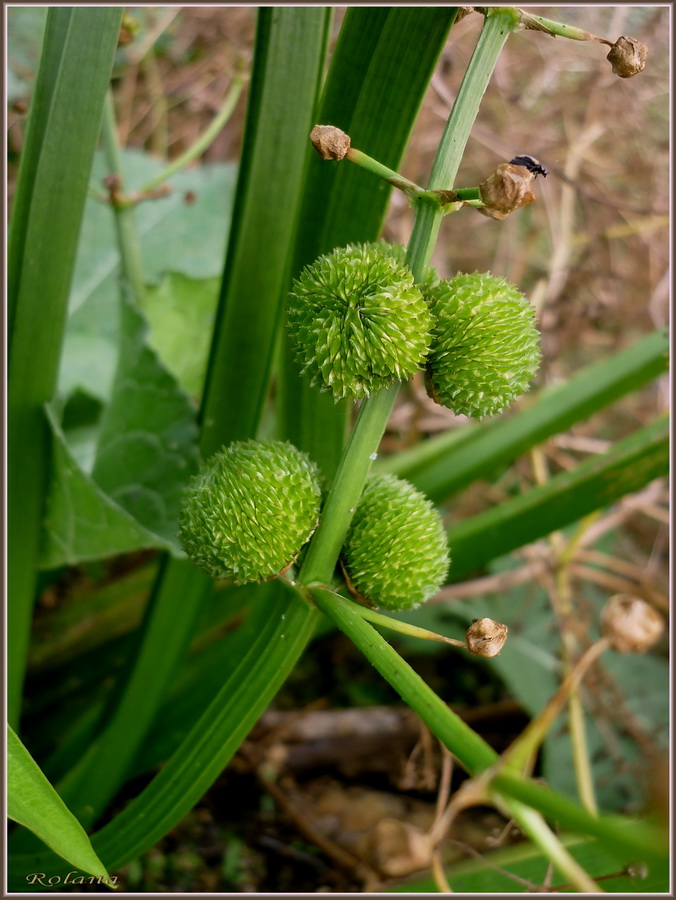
[310, 586, 668, 880]
[311, 586, 667, 875]
[498, 800, 601, 893]
[346, 147, 424, 197]
[568, 691, 598, 816]
[100, 92, 146, 300]
[300, 11, 517, 586]
[452, 186, 482, 201]
[408, 7, 519, 276]
[519, 10, 611, 44]
[317, 587, 467, 648]
[140, 76, 246, 194]
[311, 585, 498, 772]
[298, 386, 397, 585]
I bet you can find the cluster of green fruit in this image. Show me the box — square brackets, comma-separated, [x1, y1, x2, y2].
[179, 242, 541, 611]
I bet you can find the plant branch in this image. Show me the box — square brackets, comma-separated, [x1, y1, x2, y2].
[140, 75, 246, 194]
[100, 91, 146, 301]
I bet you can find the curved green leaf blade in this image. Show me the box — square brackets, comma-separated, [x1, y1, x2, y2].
[8, 6, 123, 727]
[447, 417, 668, 580]
[8, 726, 112, 886]
[199, 7, 332, 456]
[8, 584, 320, 886]
[25, 5, 332, 849]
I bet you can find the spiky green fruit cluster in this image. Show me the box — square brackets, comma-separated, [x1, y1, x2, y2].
[287, 243, 432, 401]
[424, 272, 541, 418]
[178, 439, 321, 583]
[341, 473, 449, 611]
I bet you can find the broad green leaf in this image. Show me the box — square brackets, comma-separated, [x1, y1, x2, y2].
[381, 328, 669, 501]
[41, 404, 178, 569]
[447, 417, 668, 580]
[91, 297, 200, 542]
[8, 7, 123, 726]
[138, 273, 220, 397]
[7, 725, 112, 886]
[60, 154, 237, 402]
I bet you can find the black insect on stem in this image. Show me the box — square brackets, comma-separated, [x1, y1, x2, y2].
[509, 154, 548, 178]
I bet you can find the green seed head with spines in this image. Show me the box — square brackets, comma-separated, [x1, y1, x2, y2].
[424, 272, 541, 418]
[342, 472, 450, 611]
[287, 242, 433, 401]
[178, 439, 322, 583]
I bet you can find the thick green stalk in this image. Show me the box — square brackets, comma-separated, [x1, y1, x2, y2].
[408, 7, 519, 275]
[311, 587, 667, 874]
[300, 9, 518, 587]
[311, 586, 498, 771]
[298, 387, 397, 585]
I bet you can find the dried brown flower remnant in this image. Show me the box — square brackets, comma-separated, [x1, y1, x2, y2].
[310, 124, 351, 161]
[607, 36, 647, 77]
[601, 594, 664, 653]
[477, 163, 536, 220]
[465, 618, 508, 658]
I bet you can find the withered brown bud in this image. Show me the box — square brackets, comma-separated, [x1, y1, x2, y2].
[607, 36, 648, 78]
[601, 594, 664, 653]
[478, 163, 536, 220]
[103, 174, 122, 192]
[454, 7, 476, 24]
[465, 618, 508, 658]
[310, 124, 351, 161]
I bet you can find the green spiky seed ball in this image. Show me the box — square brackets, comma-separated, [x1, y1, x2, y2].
[287, 243, 432, 401]
[178, 439, 321, 583]
[342, 473, 449, 610]
[424, 272, 541, 418]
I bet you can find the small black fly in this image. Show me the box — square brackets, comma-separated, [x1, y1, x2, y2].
[509, 154, 548, 178]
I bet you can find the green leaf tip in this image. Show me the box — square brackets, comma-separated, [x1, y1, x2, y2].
[287, 242, 433, 401]
[178, 439, 322, 583]
[341, 472, 449, 611]
[424, 272, 541, 418]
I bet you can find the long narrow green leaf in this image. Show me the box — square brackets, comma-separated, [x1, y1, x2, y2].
[280, 7, 458, 479]
[7, 7, 123, 727]
[7, 7, 73, 342]
[10, 11, 460, 881]
[13, 5, 333, 849]
[447, 417, 668, 580]
[8, 584, 320, 886]
[199, 7, 332, 458]
[8, 726, 112, 885]
[52, 561, 214, 829]
[381, 328, 669, 500]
